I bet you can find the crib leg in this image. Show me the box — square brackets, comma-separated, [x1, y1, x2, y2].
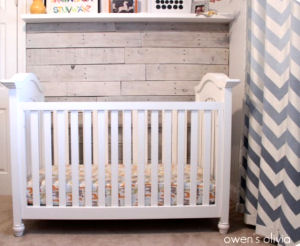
[218, 220, 229, 234]
[13, 223, 25, 237]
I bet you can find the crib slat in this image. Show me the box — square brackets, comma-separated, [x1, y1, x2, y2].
[53, 111, 58, 166]
[171, 111, 178, 169]
[203, 110, 212, 205]
[43, 111, 53, 207]
[151, 110, 159, 206]
[145, 111, 148, 165]
[98, 110, 106, 206]
[57, 110, 66, 206]
[163, 110, 172, 206]
[111, 110, 119, 206]
[105, 111, 109, 165]
[65, 111, 69, 167]
[71, 111, 79, 206]
[177, 110, 185, 206]
[190, 110, 198, 206]
[216, 109, 224, 206]
[138, 110, 145, 206]
[83, 111, 92, 207]
[93, 110, 98, 168]
[30, 111, 40, 206]
[123, 110, 132, 206]
[132, 111, 138, 166]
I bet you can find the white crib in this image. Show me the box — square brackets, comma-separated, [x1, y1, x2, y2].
[1, 73, 239, 237]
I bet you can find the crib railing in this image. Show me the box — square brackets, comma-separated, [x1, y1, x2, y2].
[22, 102, 223, 208]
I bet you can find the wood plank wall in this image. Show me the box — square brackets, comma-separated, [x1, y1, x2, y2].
[26, 22, 229, 102]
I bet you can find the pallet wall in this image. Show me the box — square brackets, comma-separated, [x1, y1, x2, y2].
[26, 22, 229, 102]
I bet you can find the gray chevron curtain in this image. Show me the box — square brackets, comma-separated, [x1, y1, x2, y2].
[240, 0, 300, 245]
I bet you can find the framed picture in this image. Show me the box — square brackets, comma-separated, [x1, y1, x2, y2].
[191, 0, 209, 15]
[47, 0, 98, 14]
[109, 0, 138, 13]
[148, 0, 192, 14]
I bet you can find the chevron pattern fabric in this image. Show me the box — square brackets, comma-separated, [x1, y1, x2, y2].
[240, 0, 300, 245]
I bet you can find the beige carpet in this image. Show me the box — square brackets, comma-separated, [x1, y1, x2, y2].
[0, 196, 271, 246]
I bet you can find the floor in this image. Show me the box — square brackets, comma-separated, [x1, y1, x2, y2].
[0, 196, 272, 246]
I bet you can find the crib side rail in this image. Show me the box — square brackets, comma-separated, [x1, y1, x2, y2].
[21, 101, 223, 215]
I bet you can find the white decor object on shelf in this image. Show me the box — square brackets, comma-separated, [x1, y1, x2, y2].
[101, 0, 109, 13]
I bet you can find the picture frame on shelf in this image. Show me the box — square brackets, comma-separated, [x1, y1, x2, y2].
[46, 0, 98, 14]
[148, 0, 192, 14]
[109, 0, 138, 13]
[191, 0, 209, 15]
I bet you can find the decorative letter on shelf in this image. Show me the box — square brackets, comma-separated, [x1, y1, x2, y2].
[47, 0, 98, 14]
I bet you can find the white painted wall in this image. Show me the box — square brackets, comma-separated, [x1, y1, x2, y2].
[211, 0, 247, 201]
[0, 0, 18, 195]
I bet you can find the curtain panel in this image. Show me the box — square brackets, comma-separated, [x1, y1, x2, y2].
[240, 0, 300, 245]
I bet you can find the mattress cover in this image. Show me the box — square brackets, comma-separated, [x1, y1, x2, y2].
[27, 164, 215, 206]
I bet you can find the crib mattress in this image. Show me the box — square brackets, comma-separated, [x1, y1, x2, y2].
[27, 164, 215, 206]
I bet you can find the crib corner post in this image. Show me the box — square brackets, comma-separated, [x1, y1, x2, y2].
[13, 224, 25, 237]
[1, 74, 40, 237]
[3, 85, 25, 236]
[219, 78, 240, 234]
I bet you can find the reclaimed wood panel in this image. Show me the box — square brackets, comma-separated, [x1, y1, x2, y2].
[121, 81, 199, 96]
[27, 32, 142, 48]
[125, 48, 228, 64]
[41, 82, 120, 97]
[46, 97, 98, 102]
[146, 64, 228, 81]
[142, 32, 229, 48]
[27, 48, 124, 65]
[45, 96, 195, 102]
[26, 23, 228, 34]
[27, 22, 116, 33]
[114, 23, 229, 32]
[26, 22, 229, 100]
[67, 82, 120, 96]
[28, 64, 145, 82]
[96, 95, 195, 101]
[40, 82, 67, 97]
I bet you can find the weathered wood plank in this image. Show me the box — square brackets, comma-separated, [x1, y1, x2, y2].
[125, 48, 228, 64]
[121, 81, 199, 96]
[41, 82, 120, 97]
[46, 97, 98, 102]
[26, 23, 116, 33]
[67, 82, 120, 96]
[115, 23, 229, 32]
[46, 95, 195, 102]
[96, 95, 195, 101]
[142, 32, 229, 48]
[27, 48, 125, 65]
[27, 32, 142, 48]
[27, 64, 145, 82]
[27, 22, 228, 34]
[146, 64, 228, 81]
[40, 82, 67, 97]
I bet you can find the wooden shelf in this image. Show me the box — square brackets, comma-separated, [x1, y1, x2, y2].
[21, 13, 235, 24]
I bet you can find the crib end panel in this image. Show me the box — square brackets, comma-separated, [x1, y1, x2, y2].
[194, 73, 240, 103]
[1, 73, 44, 102]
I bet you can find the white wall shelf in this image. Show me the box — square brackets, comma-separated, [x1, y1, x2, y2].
[21, 13, 235, 24]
